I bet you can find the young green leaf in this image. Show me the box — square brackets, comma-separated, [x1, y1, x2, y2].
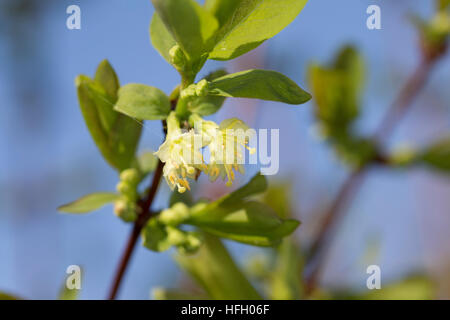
[175, 234, 262, 299]
[208, 0, 309, 60]
[150, 13, 178, 65]
[114, 84, 171, 120]
[58, 192, 119, 214]
[94, 59, 120, 99]
[181, 173, 299, 246]
[151, 0, 218, 61]
[219, 172, 268, 206]
[209, 69, 311, 105]
[204, 0, 242, 27]
[76, 61, 142, 171]
[188, 201, 300, 246]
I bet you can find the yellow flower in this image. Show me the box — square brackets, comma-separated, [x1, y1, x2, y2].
[191, 115, 256, 187]
[155, 112, 207, 193]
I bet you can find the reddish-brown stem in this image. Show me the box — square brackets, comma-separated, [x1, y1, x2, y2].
[107, 160, 164, 300]
[107, 103, 175, 300]
[305, 48, 445, 295]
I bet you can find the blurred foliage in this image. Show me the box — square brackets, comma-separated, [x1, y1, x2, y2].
[174, 233, 262, 300]
[155, 180, 438, 300]
[332, 275, 436, 300]
[389, 137, 450, 173]
[412, 0, 449, 56]
[308, 46, 378, 168]
[0, 292, 22, 300]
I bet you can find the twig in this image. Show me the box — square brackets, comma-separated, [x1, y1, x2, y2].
[107, 159, 164, 300]
[304, 44, 446, 295]
[107, 101, 176, 300]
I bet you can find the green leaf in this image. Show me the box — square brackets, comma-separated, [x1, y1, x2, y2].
[208, 0, 309, 60]
[151, 0, 218, 61]
[58, 192, 119, 214]
[114, 84, 171, 120]
[76, 61, 142, 171]
[142, 219, 172, 252]
[209, 69, 311, 105]
[220, 172, 267, 206]
[420, 137, 450, 172]
[188, 201, 300, 246]
[179, 173, 299, 246]
[94, 59, 120, 99]
[150, 13, 178, 65]
[175, 234, 262, 299]
[270, 238, 304, 300]
[261, 182, 292, 219]
[188, 69, 227, 116]
[204, 0, 242, 26]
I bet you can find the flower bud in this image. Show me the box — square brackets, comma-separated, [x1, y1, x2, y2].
[158, 203, 190, 226]
[180, 84, 197, 99]
[389, 146, 417, 167]
[167, 227, 187, 246]
[195, 79, 209, 97]
[120, 168, 140, 185]
[169, 45, 187, 70]
[116, 181, 131, 195]
[114, 199, 137, 222]
[177, 232, 202, 254]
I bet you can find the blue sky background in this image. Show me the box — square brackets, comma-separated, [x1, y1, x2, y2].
[0, 0, 449, 299]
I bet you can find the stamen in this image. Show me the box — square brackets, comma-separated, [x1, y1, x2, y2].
[183, 179, 191, 190]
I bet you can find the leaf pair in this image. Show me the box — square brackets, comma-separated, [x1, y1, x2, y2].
[115, 68, 311, 121]
[143, 173, 300, 249]
[76, 60, 142, 171]
[150, 0, 309, 65]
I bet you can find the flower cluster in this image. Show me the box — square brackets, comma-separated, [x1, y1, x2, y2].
[154, 112, 256, 193]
